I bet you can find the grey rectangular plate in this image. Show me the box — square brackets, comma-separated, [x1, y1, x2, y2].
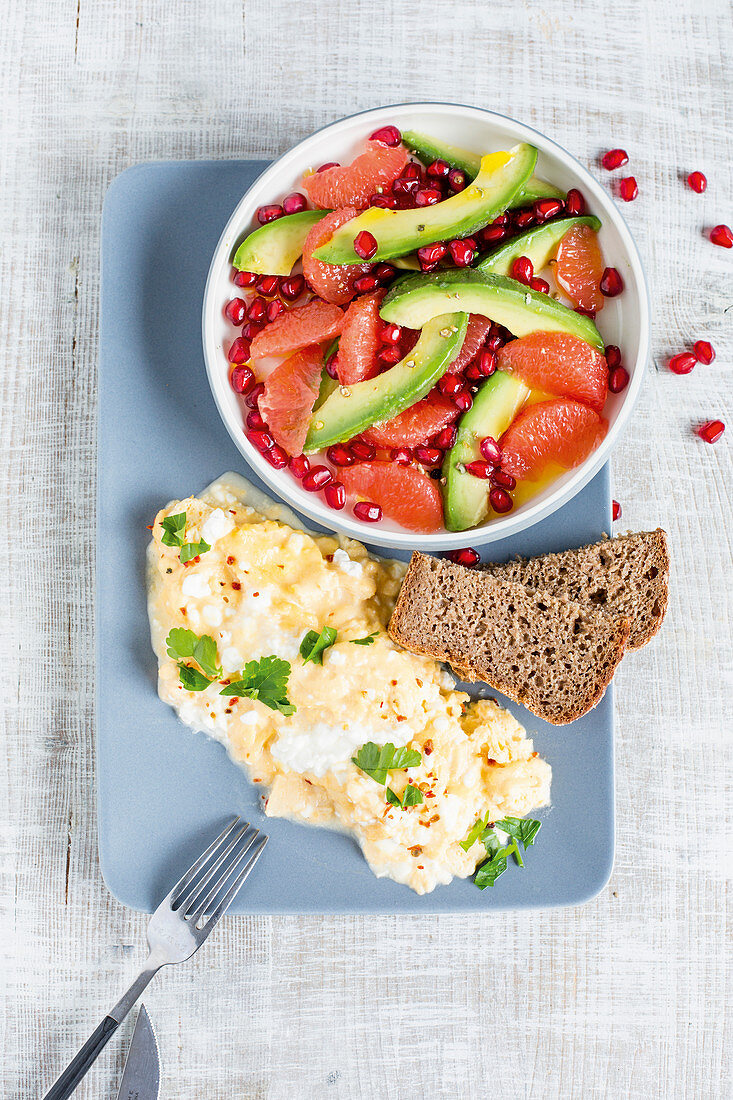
[98, 160, 614, 913]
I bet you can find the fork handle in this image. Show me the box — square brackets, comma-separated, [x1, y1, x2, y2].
[43, 1015, 120, 1100]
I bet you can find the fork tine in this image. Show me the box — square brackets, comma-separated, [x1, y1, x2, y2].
[200, 834, 268, 930]
[166, 817, 242, 908]
[183, 824, 257, 918]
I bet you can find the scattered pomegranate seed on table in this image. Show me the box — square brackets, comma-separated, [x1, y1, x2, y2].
[230, 365, 254, 394]
[369, 125, 401, 146]
[709, 224, 733, 248]
[353, 501, 382, 522]
[600, 267, 624, 297]
[693, 340, 715, 364]
[282, 192, 307, 215]
[617, 177, 638, 202]
[227, 337, 250, 364]
[668, 352, 697, 375]
[601, 149, 629, 170]
[225, 298, 247, 325]
[608, 366, 630, 392]
[697, 420, 725, 444]
[489, 487, 513, 513]
[448, 548, 480, 566]
[256, 204, 283, 224]
[324, 482, 346, 509]
[687, 171, 707, 193]
[612, 500, 622, 521]
[302, 466, 332, 492]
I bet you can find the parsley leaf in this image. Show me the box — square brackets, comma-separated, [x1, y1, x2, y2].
[350, 631, 378, 646]
[299, 626, 337, 665]
[161, 512, 186, 547]
[166, 628, 222, 689]
[385, 783, 425, 809]
[180, 538, 210, 564]
[385, 786, 401, 807]
[166, 627, 197, 661]
[178, 664, 213, 692]
[191, 634, 223, 680]
[460, 812, 490, 851]
[474, 847, 510, 889]
[351, 741, 422, 785]
[219, 655, 295, 715]
[494, 817, 542, 849]
[468, 816, 542, 888]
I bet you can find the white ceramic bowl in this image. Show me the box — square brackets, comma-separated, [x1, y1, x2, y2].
[202, 102, 650, 550]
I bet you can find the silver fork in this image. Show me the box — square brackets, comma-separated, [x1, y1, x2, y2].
[44, 817, 267, 1100]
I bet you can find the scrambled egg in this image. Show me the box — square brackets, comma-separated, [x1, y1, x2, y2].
[147, 473, 551, 894]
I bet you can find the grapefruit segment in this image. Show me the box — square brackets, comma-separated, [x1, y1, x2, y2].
[339, 460, 444, 532]
[445, 314, 492, 373]
[250, 300, 344, 359]
[337, 289, 386, 386]
[500, 398, 608, 481]
[361, 392, 458, 448]
[497, 331, 609, 413]
[554, 224, 605, 312]
[259, 345, 324, 454]
[302, 208, 372, 305]
[303, 143, 409, 210]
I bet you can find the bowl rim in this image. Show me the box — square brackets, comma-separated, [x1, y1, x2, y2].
[201, 101, 650, 550]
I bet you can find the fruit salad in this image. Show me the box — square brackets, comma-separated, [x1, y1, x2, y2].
[224, 123, 628, 534]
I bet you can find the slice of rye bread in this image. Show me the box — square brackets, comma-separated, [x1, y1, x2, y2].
[481, 530, 669, 650]
[388, 552, 631, 725]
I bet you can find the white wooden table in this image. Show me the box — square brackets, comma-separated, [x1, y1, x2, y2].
[2, 1, 731, 1097]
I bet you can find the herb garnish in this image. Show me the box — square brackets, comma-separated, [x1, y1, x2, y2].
[160, 511, 210, 563]
[219, 655, 295, 715]
[350, 631, 378, 646]
[386, 783, 425, 809]
[166, 628, 222, 690]
[351, 741, 422, 785]
[299, 626, 337, 665]
[461, 813, 542, 889]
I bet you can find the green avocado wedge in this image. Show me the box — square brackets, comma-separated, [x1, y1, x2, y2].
[380, 269, 604, 353]
[442, 371, 530, 532]
[401, 129, 564, 209]
[303, 313, 468, 453]
[232, 209, 330, 276]
[312, 144, 538, 265]
[477, 215, 601, 276]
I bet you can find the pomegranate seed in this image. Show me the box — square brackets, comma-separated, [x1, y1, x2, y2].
[491, 469, 516, 490]
[316, 162, 339, 172]
[479, 436, 502, 464]
[282, 192, 307, 215]
[414, 446, 443, 466]
[600, 267, 624, 297]
[263, 444, 288, 469]
[230, 365, 254, 394]
[324, 481, 346, 509]
[350, 440, 376, 460]
[280, 275, 305, 301]
[668, 352, 697, 375]
[489, 487, 513, 513]
[448, 169, 467, 192]
[464, 460, 493, 479]
[248, 296, 267, 322]
[492, 213, 511, 228]
[697, 419, 725, 444]
[378, 345, 403, 365]
[326, 444, 355, 467]
[225, 297, 248, 326]
[369, 125, 401, 147]
[325, 354, 340, 379]
[476, 350, 498, 377]
[575, 306, 597, 319]
[302, 465, 332, 492]
[513, 209, 535, 229]
[512, 256, 534, 284]
[403, 162, 422, 181]
[390, 447, 412, 465]
[246, 410, 266, 430]
[617, 177, 638, 202]
[601, 149, 628, 170]
[266, 299, 285, 323]
[418, 242, 447, 269]
[380, 322, 402, 344]
[374, 262, 397, 282]
[289, 454, 310, 479]
[257, 274, 280, 296]
[608, 366, 630, 392]
[710, 224, 733, 248]
[353, 231, 378, 260]
[248, 428, 274, 452]
[448, 239, 476, 267]
[415, 188, 443, 207]
[565, 188, 586, 215]
[256, 204, 283, 225]
[227, 337, 250, 364]
[233, 269, 257, 287]
[439, 373, 464, 398]
[245, 382, 264, 407]
[481, 225, 508, 245]
[529, 277, 550, 294]
[242, 321, 264, 342]
[453, 390, 473, 412]
[534, 197, 565, 221]
[369, 193, 399, 209]
[694, 340, 715, 365]
[486, 333, 505, 351]
[354, 274, 379, 293]
[426, 158, 450, 179]
[604, 344, 622, 369]
[393, 177, 419, 198]
[687, 171, 707, 194]
[448, 547, 480, 566]
[431, 425, 457, 450]
[465, 363, 484, 381]
[612, 500, 622, 521]
[353, 501, 382, 522]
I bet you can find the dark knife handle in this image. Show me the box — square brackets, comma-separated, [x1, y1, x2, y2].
[43, 1015, 120, 1100]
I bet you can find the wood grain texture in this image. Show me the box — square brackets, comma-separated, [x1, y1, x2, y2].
[1, 1, 731, 1097]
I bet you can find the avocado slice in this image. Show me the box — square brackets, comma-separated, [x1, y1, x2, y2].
[443, 372, 530, 531]
[401, 129, 564, 209]
[232, 209, 330, 276]
[380, 269, 604, 353]
[304, 313, 468, 453]
[477, 215, 601, 276]
[312, 144, 538, 264]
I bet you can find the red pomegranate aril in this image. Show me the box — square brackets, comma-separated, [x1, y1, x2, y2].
[248, 428, 274, 452]
[465, 362, 485, 381]
[378, 345, 403, 365]
[489, 487, 513, 513]
[534, 197, 564, 221]
[479, 436, 502, 464]
[246, 410, 266, 431]
[697, 419, 725, 444]
[609, 366, 630, 393]
[350, 440, 376, 461]
[448, 547, 480, 566]
[390, 447, 412, 465]
[565, 188, 586, 215]
[325, 354, 340, 379]
[612, 500, 622, 521]
[230, 364, 254, 394]
[448, 239, 476, 267]
[600, 267, 624, 297]
[374, 262, 397, 282]
[694, 340, 715, 365]
[317, 162, 339, 172]
[289, 454, 310, 479]
[529, 277, 550, 294]
[245, 382, 265, 407]
[432, 425, 457, 450]
[464, 460, 493, 479]
[263, 444, 289, 470]
[425, 158, 449, 179]
[601, 148, 628, 170]
[481, 225, 508, 245]
[353, 274, 379, 294]
[326, 444, 355, 467]
[575, 306, 597, 319]
[370, 193, 399, 209]
[225, 297, 248, 325]
[266, 299, 285, 323]
[233, 269, 258, 288]
[491, 469, 516, 490]
[513, 209, 535, 229]
[476, 349, 498, 377]
[439, 373, 464, 398]
[604, 344, 622, 369]
[353, 501, 382, 522]
[282, 192, 307, 215]
[418, 242, 447, 269]
[248, 296, 267, 322]
[353, 231, 379, 260]
[453, 390, 473, 412]
[380, 322, 402, 344]
[486, 333, 505, 351]
[617, 177, 638, 202]
[414, 446, 443, 466]
[448, 168, 467, 192]
[369, 125, 401, 147]
[416, 187, 442, 207]
[227, 337, 250, 365]
[492, 213, 510, 228]
[302, 465, 332, 492]
[324, 481, 346, 509]
[710, 224, 733, 248]
[256, 204, 283, 225]
[403, 162, 423, 181]
[512, 255, 534, 284]
[279, 275, 305, 301]
[687, 171, 707, 193]
[241, 321, 264, 341]
[256, 274, 280, 296]
[668, 352, 697, 375]
[393, 177, 419, 198]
